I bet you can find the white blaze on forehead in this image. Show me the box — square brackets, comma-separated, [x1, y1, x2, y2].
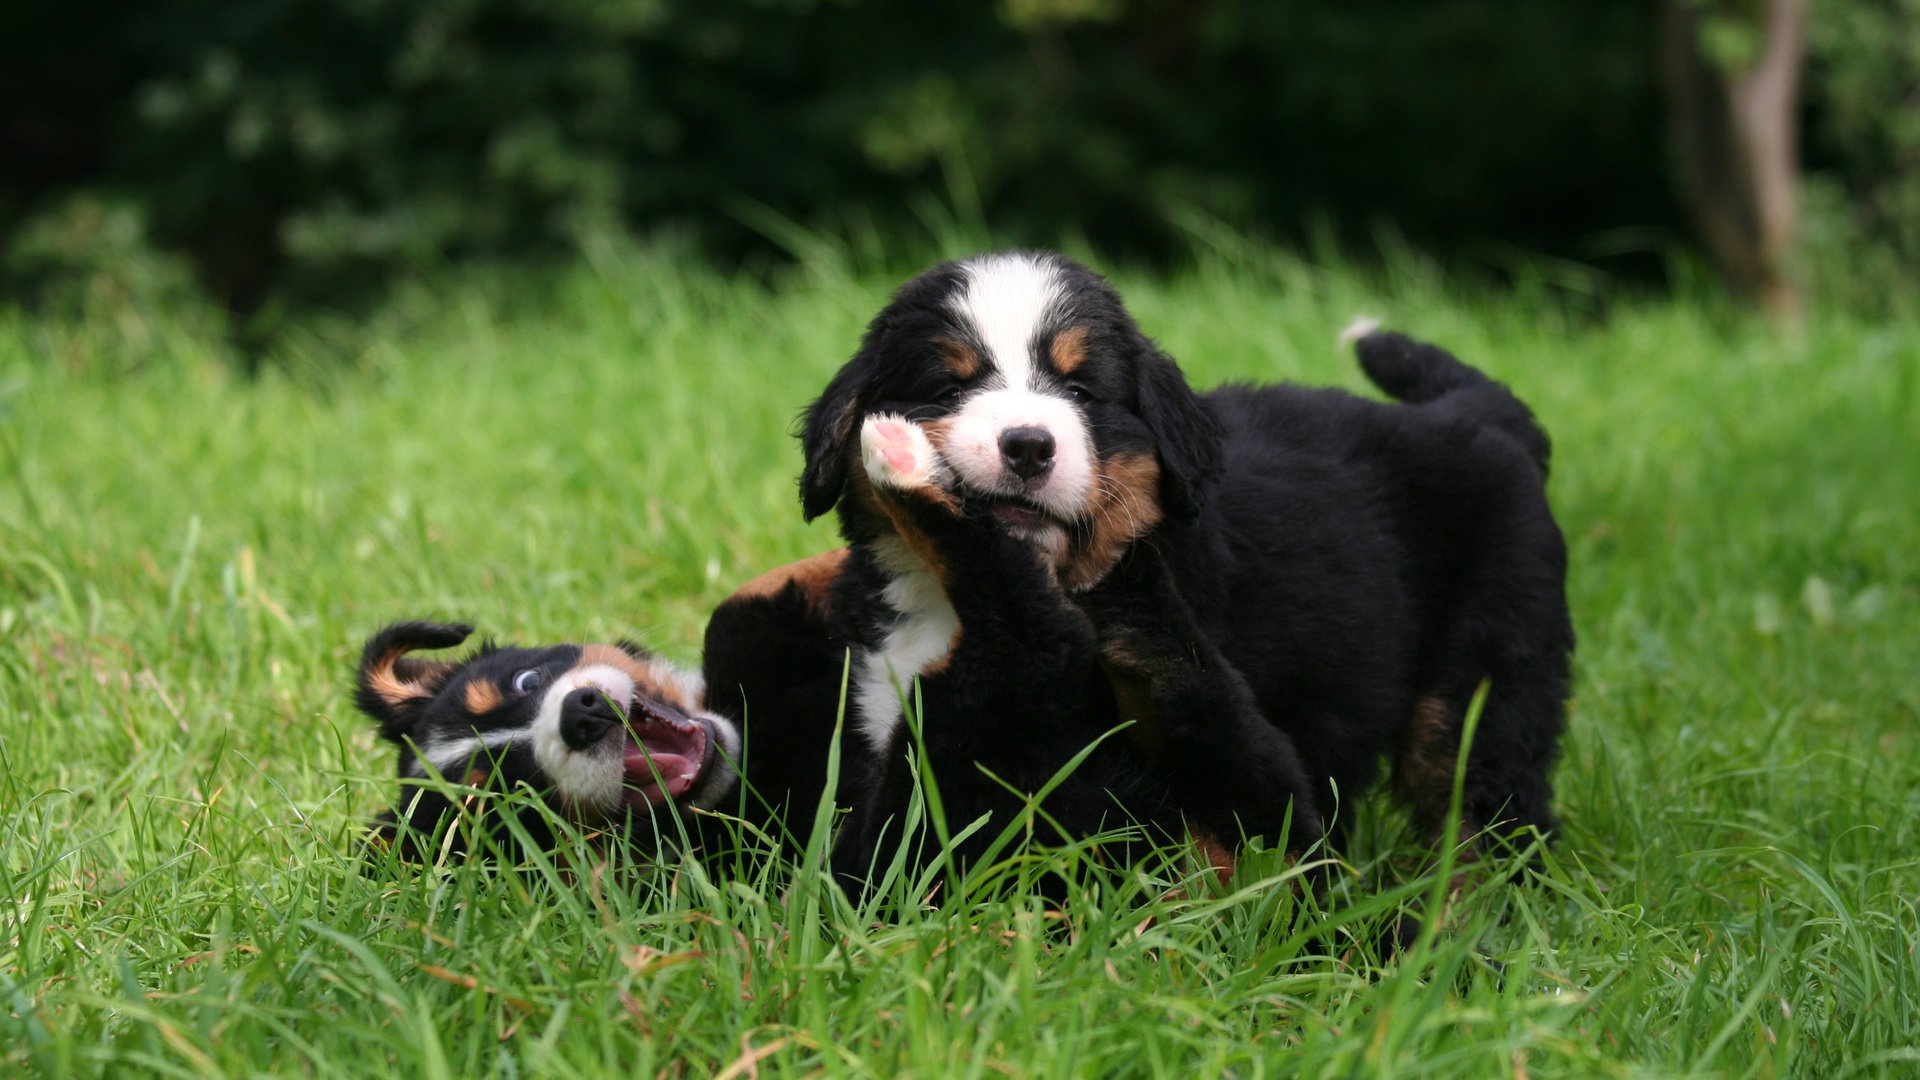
[530, 662, 636, 812]
[953, 253, 1065, 392]
[940, 254, 1095, 522]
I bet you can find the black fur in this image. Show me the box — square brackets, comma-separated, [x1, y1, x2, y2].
[355, 624, 580, 860]
[351, 255, 1573, 893]
[353, 624, 762, 862]
[1132, 345, 1225, 521]
[795, 253, 1574, 882]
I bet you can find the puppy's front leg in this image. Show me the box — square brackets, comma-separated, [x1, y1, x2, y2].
[1074, 545, 1325, 860]
[857, 414, 1087, 653]
[844, 416, 1107, 880]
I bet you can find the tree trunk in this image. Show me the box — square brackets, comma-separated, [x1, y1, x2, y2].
[1663, 0, 1806, 318]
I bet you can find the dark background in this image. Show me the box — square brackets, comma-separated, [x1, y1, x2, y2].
[2, 0, 1914, 320]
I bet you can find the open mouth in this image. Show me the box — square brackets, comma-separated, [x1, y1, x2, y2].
[616, 695, 712, 809]
[984, 495, 1056, 531]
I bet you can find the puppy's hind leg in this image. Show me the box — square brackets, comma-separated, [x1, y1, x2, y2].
[1395, 453, 1573, 859]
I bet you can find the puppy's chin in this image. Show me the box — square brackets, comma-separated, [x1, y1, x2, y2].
[958, 493, 1071, 570]
[1002, 517, 1072, 567]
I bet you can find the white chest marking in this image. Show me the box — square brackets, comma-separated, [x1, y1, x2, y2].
[854, 539, 960, 750]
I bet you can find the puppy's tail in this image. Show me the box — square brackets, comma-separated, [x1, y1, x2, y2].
[1345, 322, 1552, 475]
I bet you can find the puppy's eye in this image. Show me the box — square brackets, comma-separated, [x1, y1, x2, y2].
[1064, 383, 1091, 403]
[938, 385, 965, 404]
[512, 669, 544, 695]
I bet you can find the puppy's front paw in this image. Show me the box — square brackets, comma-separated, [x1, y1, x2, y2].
[861, 415, 951, 497]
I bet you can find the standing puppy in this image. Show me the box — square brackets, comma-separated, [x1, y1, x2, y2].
[799, 252, 1573, 875]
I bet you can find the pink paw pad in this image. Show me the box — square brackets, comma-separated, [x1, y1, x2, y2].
[861, 414, 945, 491]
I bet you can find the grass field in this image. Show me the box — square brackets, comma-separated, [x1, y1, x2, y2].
[3, 239, 1917, 1077]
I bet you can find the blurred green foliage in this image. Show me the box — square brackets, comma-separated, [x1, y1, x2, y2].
[0, 1, 1913, 313]
[1805, 0, 1920, 277]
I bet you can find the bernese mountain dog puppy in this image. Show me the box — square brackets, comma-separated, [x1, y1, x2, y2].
[798, 251, 1574, 878]
[356, 250, 1572, 889]
[354, 622, 738, 859]
[353, 550, 1243, 874]
[353, 604, 855, 862]
[808, 416, 1311, 883]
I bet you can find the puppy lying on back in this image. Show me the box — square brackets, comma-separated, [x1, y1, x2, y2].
[354, 623, 736, 859]
[798, 251, 1574, 878]
[353, 597, 858, 861]
[352, 554, 1245, 870]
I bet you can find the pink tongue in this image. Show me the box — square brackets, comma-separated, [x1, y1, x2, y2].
[620, 727, 705, 807]
[624, 747, 695, 778]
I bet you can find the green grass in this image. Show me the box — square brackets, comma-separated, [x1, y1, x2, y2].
[3, 238, 1918, 1077]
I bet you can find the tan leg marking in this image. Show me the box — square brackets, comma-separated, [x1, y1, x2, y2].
[1192, 832, 1237, 882]
[731, 548, 850, 610]
[1393, 695, 1458, 837]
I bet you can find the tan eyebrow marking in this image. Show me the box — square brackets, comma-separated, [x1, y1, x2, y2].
[1049, 325, 1090, 375]
[934, 336, 981, 379]
[464, 680, 504, 715]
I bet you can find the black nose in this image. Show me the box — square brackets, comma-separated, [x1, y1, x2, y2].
[999, 426, 1056, 480]
[559, 687, 623, 750]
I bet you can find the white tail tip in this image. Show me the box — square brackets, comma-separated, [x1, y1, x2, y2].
[1337, 317, 1382, 349]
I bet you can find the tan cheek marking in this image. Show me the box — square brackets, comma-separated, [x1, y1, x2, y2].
[464, 680, 504, 715]
[731, 548, 851, 610]
[920, 417, 954, 452]
[935, 336, 981, 379]
[1049, 325, 1090, 375]
[1061, 452, 1166, 590]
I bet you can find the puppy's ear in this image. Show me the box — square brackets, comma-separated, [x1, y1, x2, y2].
[1135, 345, 1224, 522]
[354, 620, 473, 742]
[797, 338, 883, 522]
